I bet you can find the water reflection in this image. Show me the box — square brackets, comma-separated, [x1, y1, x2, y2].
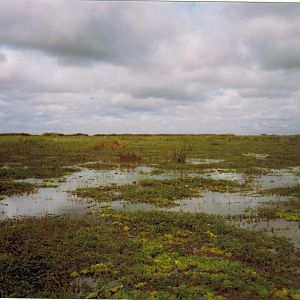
[0, 166, 179, 220]
[256, 168, 300, 189]
[187, 158, 225, 165]
[235, 218, 300, 249]
[1, 165, 299, 248]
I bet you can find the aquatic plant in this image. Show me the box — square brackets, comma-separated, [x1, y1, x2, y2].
[171, 143, 192, 163]
[0, 180, 36, 197]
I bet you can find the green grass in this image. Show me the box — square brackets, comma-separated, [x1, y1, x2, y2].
[1, 134, 300, 299]
[258, 185, 300, 222]
[0, 180, 36, 198]
[1, 134, 299, 179]
[72, 176, 247, 207]
[262, 185, 300, 199]
[0, 210, 299, 299]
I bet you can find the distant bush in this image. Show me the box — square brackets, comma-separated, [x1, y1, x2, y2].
[68, 133, 89, 137]
[42, 132, 64, 137]
[0, 133, 31, 136]
[119, 152, 141, 163]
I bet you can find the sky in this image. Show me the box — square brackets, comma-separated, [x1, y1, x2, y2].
[0, 1, 300, 135]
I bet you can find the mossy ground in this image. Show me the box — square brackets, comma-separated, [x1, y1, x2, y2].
[0, 210, 299, 299]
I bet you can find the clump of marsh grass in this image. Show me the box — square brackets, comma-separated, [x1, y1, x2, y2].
[171, 143, 192, 163]
[0, 180, 36, 197]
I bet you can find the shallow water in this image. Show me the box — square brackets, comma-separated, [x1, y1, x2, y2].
[171, 192, 281, 215]
[1, 168, 279, 220]
[243, 153, 269, 159]
[255, 168, 300, 189]
[112, 191, 283, 216]
[0, 166, 179, 219]
[236, 218, 300, 249]
[199, 171, 245, 183]
[187, 158, 225, 165]
[1, 165, 299, 248]
[0, 189, 89, 220]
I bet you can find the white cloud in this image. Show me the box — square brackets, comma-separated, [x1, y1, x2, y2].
[0, 1, 299, 134]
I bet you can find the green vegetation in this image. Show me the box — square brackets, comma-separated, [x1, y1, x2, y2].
[258, 185, 300, 221]
[119, 152, 142, 163]
[1, 134, 299, 180]
[0, 180, 36, 198]
[72, 176, 247, 207]
[38, 183, 59, 188]
[262, 185, 300, 199]
[171, 143, 192, 163]
[1, 134, 300, 298]
[0, 210, 299, 299]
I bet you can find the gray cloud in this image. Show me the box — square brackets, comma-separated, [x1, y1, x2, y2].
[0, 1, 299, 134]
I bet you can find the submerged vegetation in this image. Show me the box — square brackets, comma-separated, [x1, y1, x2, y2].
[0, 210, 299, 299]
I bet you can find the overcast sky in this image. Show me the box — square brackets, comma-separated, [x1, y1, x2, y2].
[0, 1, 299, 134]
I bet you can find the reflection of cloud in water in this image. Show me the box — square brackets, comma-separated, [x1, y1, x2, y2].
[1, 166, 299, 248]
[236, 218, 300, 249]
[0, 166, 179, 220]
[171, 192, 283, 216]
[187, 158, 225, 165]
[256, 168, 300, 189]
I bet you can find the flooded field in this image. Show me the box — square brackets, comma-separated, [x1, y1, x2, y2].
[237, 218, 300, 249]
[1, 134, 300, 298]
[256, 168, 300, 189]
[1, 164, 299, 248]
[0, 166, 180, 219]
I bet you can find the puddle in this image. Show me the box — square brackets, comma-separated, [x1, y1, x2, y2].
[187, 158, 224, 165]
[72, 275, 98, 295]
[235, 218, 300, 249]
[170, 192, 282, 216]
[255, 168, 300, 189]
[199, 171, 245, 183]
[0, 166, 180, 220]
[243, 153, 269, 159]
[1, 165, 299, 248]
[0, 189, 90, 220]
[107, 191, 283, 217]
[1, 168, 263, 220]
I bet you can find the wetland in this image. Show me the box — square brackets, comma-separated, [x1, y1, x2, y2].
[0, 134, 300, 299]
